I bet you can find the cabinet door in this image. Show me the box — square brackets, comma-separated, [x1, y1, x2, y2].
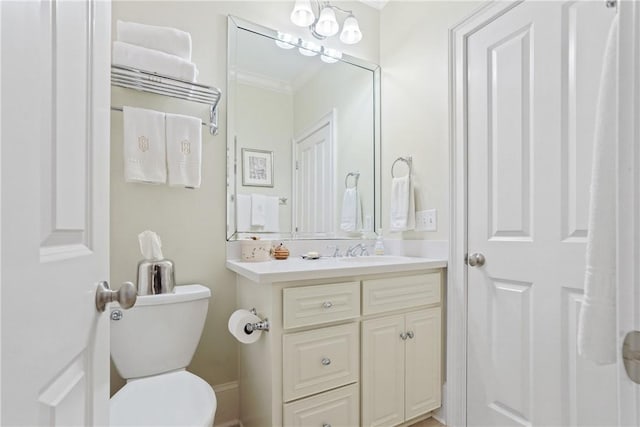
[362, 315, 405, 427]
[405, 308, 442, 419]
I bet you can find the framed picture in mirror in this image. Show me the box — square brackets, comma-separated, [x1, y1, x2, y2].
[242, 148, 273, 187]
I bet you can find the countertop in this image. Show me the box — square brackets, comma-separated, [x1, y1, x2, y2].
[226, 255, 447, 284]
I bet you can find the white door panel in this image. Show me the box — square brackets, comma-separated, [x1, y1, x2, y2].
[467, 1, 617, 426]
[1, 0, 111, 424]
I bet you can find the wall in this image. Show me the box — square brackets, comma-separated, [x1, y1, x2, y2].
[380, 1, 482, 241]
[110, 0, 380, 398]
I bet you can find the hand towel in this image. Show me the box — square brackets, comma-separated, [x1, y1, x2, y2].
[390, 176, 415, 232]
[263, 196, 280, 232]
[123, 106, 166, 184]
[166, 113, 202, 188]
[236, 194, 251, 232]
[117, 20, 192, 61]
[577, 15, 618, 365]
[340, 188, 361, 232]
[251, 194, 267, 227]
[113, 41, 199, 82]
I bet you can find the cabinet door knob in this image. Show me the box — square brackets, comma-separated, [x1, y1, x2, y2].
[407, 331, 414, 339]
[400, 332, 408, 340]
[323, 424, 332, 427]
[322, 301, 333, 309]
[321, 357, 331, 366]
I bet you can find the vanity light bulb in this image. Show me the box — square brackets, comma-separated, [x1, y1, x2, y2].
[290, 0, 315, 27]
[321, 48, 342, 64]
[315, 7, 339, 37]
[299, 40, 320, 57]
[340, 15, 362, 45]
[275, 32, 296, 50]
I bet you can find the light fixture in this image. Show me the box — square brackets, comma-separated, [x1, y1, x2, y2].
[298, 40, 321, 57]
[275, 32, 296, 49]
[321, 47, 342, 64]
[290, 0, 363, 45]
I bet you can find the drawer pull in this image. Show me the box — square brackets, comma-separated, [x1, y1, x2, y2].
[322, 301, 333, 309]
[407, 331, 414, 339]
[321, 357, 332, 366]
[323, 424, 331, 427]
[400, 332, 408, 341]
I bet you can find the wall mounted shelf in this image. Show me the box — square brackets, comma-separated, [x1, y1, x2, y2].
[110, 64, 222, 135]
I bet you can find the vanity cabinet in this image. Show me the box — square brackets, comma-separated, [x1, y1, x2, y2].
[232, 266, 443, 427]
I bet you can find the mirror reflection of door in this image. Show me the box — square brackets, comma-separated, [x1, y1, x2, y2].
[293, 111, 336, 235]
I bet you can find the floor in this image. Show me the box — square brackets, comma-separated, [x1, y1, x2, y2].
[410, 417, 445, 427]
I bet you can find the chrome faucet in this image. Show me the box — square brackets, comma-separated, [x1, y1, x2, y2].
[345, 243, 369, 257]
[326, 245, 342, 257]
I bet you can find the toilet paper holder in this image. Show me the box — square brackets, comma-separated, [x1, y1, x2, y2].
[244, 308, 270, 333]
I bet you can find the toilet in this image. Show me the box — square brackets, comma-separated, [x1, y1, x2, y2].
[110, 284, 216, 427]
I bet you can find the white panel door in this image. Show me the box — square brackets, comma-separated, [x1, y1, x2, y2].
[467, 1, 616, 426]
[361, 314, 405, 427]
[1, 0, 111, 425]
[404, 308, 441, 420]
[293, 111, 335, 235]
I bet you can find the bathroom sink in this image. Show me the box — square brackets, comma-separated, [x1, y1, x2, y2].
[338, 256, 408, 263]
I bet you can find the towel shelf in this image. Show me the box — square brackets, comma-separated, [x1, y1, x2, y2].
[110, 64, 222, 135]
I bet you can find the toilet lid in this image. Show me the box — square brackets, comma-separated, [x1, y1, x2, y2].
[110, 371, 216, 427]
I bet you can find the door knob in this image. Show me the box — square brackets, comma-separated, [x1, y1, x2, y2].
[466, 253, 486, 267]
[623, 330, 640, 384]
[95, 281, 137, 312]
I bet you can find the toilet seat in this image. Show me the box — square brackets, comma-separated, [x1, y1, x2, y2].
[110, 371, 216, 427]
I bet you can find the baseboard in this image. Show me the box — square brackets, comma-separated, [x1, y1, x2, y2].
[213, 381, 240, 427]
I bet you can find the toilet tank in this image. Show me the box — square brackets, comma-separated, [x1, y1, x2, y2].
[110, 284, 211, 380]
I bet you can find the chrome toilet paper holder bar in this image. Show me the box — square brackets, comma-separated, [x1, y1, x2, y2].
[244, 308, 270, 333]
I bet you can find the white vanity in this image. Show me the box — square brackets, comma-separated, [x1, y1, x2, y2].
[226, 256, 446, 427]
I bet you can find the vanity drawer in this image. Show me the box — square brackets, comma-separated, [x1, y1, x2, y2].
[362, 272, 441, 315]
[283, 383, 359, 427]
[283, 281, 360, 329]
[283, 323, 359, 402]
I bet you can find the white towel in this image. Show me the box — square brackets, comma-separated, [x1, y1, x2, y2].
[236, 194, 251, 232]
[340, 188, 361, 232]
[263, 196, 280, 232]
[251, 194, 267, 227]
[123, 106, 166, 184]
[166, 113, 202, 188]
[577, 15, 618, 365]
[390, 176, 415, 232]
[117, 20, 193, 61]
[112, 41, 199, 82]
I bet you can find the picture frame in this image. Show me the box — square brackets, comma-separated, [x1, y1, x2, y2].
[241, 148, 274, 187]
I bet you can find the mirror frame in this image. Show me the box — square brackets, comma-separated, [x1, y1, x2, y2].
[226, 15, 381, 241]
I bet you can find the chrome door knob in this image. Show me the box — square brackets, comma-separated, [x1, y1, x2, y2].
[321, 357, 332, 366]
[466, 253, 486, 267]
[95, 281, 137, 312]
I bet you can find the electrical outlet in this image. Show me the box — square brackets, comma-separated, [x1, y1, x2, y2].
[416, 209, 437, 231]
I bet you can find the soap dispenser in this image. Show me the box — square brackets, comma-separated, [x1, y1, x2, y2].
[374, 229, 385, 255]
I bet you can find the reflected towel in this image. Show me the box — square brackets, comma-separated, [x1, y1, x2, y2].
[390, 176, 415, 232]
[577, 15, 618, 365]
[263, 196, 280, 232]
[123, 106, 166, 184]
[113, 41, 199, 82]
[251, 194, 267, 227]
[166, 113, 202, 188]
[117, 20, 192, 61]
[236, 194, 251, 232]
[340, 187, 362, 232]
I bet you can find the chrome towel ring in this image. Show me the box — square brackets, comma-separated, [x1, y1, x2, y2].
[391, 156, 412, 178]
[345, 172, 360, 189]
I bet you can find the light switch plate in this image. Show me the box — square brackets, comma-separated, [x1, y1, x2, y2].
[416, 209, 437, 231]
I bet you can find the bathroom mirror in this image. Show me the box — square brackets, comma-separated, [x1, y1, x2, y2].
[227, 15, 380, 241]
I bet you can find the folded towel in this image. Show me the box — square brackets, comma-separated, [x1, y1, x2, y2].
[113, 41, 199, 82]
[123, 106, 166, 184]
[166, 113, 202, 188]
[390, 176, 415, 232]
[236, 194, 251, 232]
[340, 188, 362, 232]
[117, 20, 192, 61]
[251, 194, 267, 226]
[577, 15, 618, 365]
[263, 196, 280, 232]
